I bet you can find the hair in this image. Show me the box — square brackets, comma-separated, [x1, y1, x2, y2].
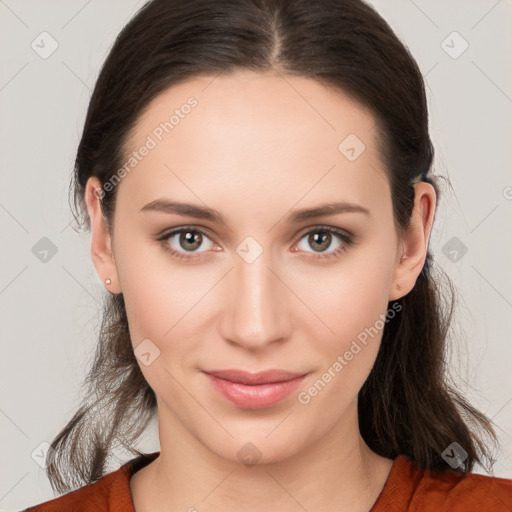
[46, 0, 498, 494]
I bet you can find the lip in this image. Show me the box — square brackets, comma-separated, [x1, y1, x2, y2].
[203, 369, 308, 409]
[204, 369, 307, 385]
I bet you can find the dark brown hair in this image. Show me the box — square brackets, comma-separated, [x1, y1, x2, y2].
[46, 0, 498, 493]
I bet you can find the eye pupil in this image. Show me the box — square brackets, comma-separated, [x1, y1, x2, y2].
[309, 232, 331, 252]
[180, 231, 202, 251]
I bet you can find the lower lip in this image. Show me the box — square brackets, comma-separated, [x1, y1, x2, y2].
[204, 373, 307, 409]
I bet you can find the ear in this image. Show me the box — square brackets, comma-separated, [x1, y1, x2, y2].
[84, 177, 121, 294]
[388, 181, 436, 301]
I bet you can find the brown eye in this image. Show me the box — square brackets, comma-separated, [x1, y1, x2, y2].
[295, 226, 354, 261]
[298, 229, 341, 254]
[158, 227, 216, 260]
[307, 232, 332, 252]
[179, 230, 203, 251]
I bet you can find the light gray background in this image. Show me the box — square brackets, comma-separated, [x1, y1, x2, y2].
[1, 0, 511, 510]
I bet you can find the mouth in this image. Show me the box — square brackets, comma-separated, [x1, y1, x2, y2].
[202, 369, 309, 409]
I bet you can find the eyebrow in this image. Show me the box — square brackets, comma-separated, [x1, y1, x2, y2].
[140, 199, 370, 225]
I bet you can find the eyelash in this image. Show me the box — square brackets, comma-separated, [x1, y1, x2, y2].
[155, 225, 354, 262]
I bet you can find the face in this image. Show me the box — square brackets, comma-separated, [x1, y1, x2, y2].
[86, 70, 432, 465]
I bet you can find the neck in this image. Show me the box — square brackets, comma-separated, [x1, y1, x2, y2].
[131, 399, 393, 512]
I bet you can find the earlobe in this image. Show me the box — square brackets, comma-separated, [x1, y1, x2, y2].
[388, 181, 436, 301]
[84, 177, 121, 294]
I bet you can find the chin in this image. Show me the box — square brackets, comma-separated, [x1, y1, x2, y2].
[202, 429, 310, 468]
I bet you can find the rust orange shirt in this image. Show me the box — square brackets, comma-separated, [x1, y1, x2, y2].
[24, 451, 512, 511]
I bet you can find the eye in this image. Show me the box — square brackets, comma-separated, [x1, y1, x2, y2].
[157, 226, 217, 261]
[294, 226, 353, 260]
[156, 225, 354, 262]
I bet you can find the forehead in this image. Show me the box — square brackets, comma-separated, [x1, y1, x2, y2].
[130, 69, 377, 149]
[116, 70, 390, 218]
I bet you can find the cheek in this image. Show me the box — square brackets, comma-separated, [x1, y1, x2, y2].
[115, 246, 219, 402]
[300, 242, 396, 390]
[307, 249, 395, 343]
[117, 267, 202, 407]
[299, 285, 390, 419]
[114, 236, 206, 341]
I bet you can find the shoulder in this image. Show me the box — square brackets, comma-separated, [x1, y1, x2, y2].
[416, 467, 512, 511]
[373, 454, 512, 512]
[22, 452, 160, 512]
[21, 466, 132, 512]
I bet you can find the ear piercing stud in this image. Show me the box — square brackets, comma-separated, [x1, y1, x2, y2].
[105, 278, 111, 285]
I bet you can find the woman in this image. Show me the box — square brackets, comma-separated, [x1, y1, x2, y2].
[24, 0, 512, 510]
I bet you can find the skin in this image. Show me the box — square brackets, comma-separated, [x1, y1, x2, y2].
[84, 70, 436, 512]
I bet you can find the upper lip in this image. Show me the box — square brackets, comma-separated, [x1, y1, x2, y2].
[203, 369, 307, 385]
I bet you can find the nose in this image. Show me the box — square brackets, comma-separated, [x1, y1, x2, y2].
[220, 249, 291, 351]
